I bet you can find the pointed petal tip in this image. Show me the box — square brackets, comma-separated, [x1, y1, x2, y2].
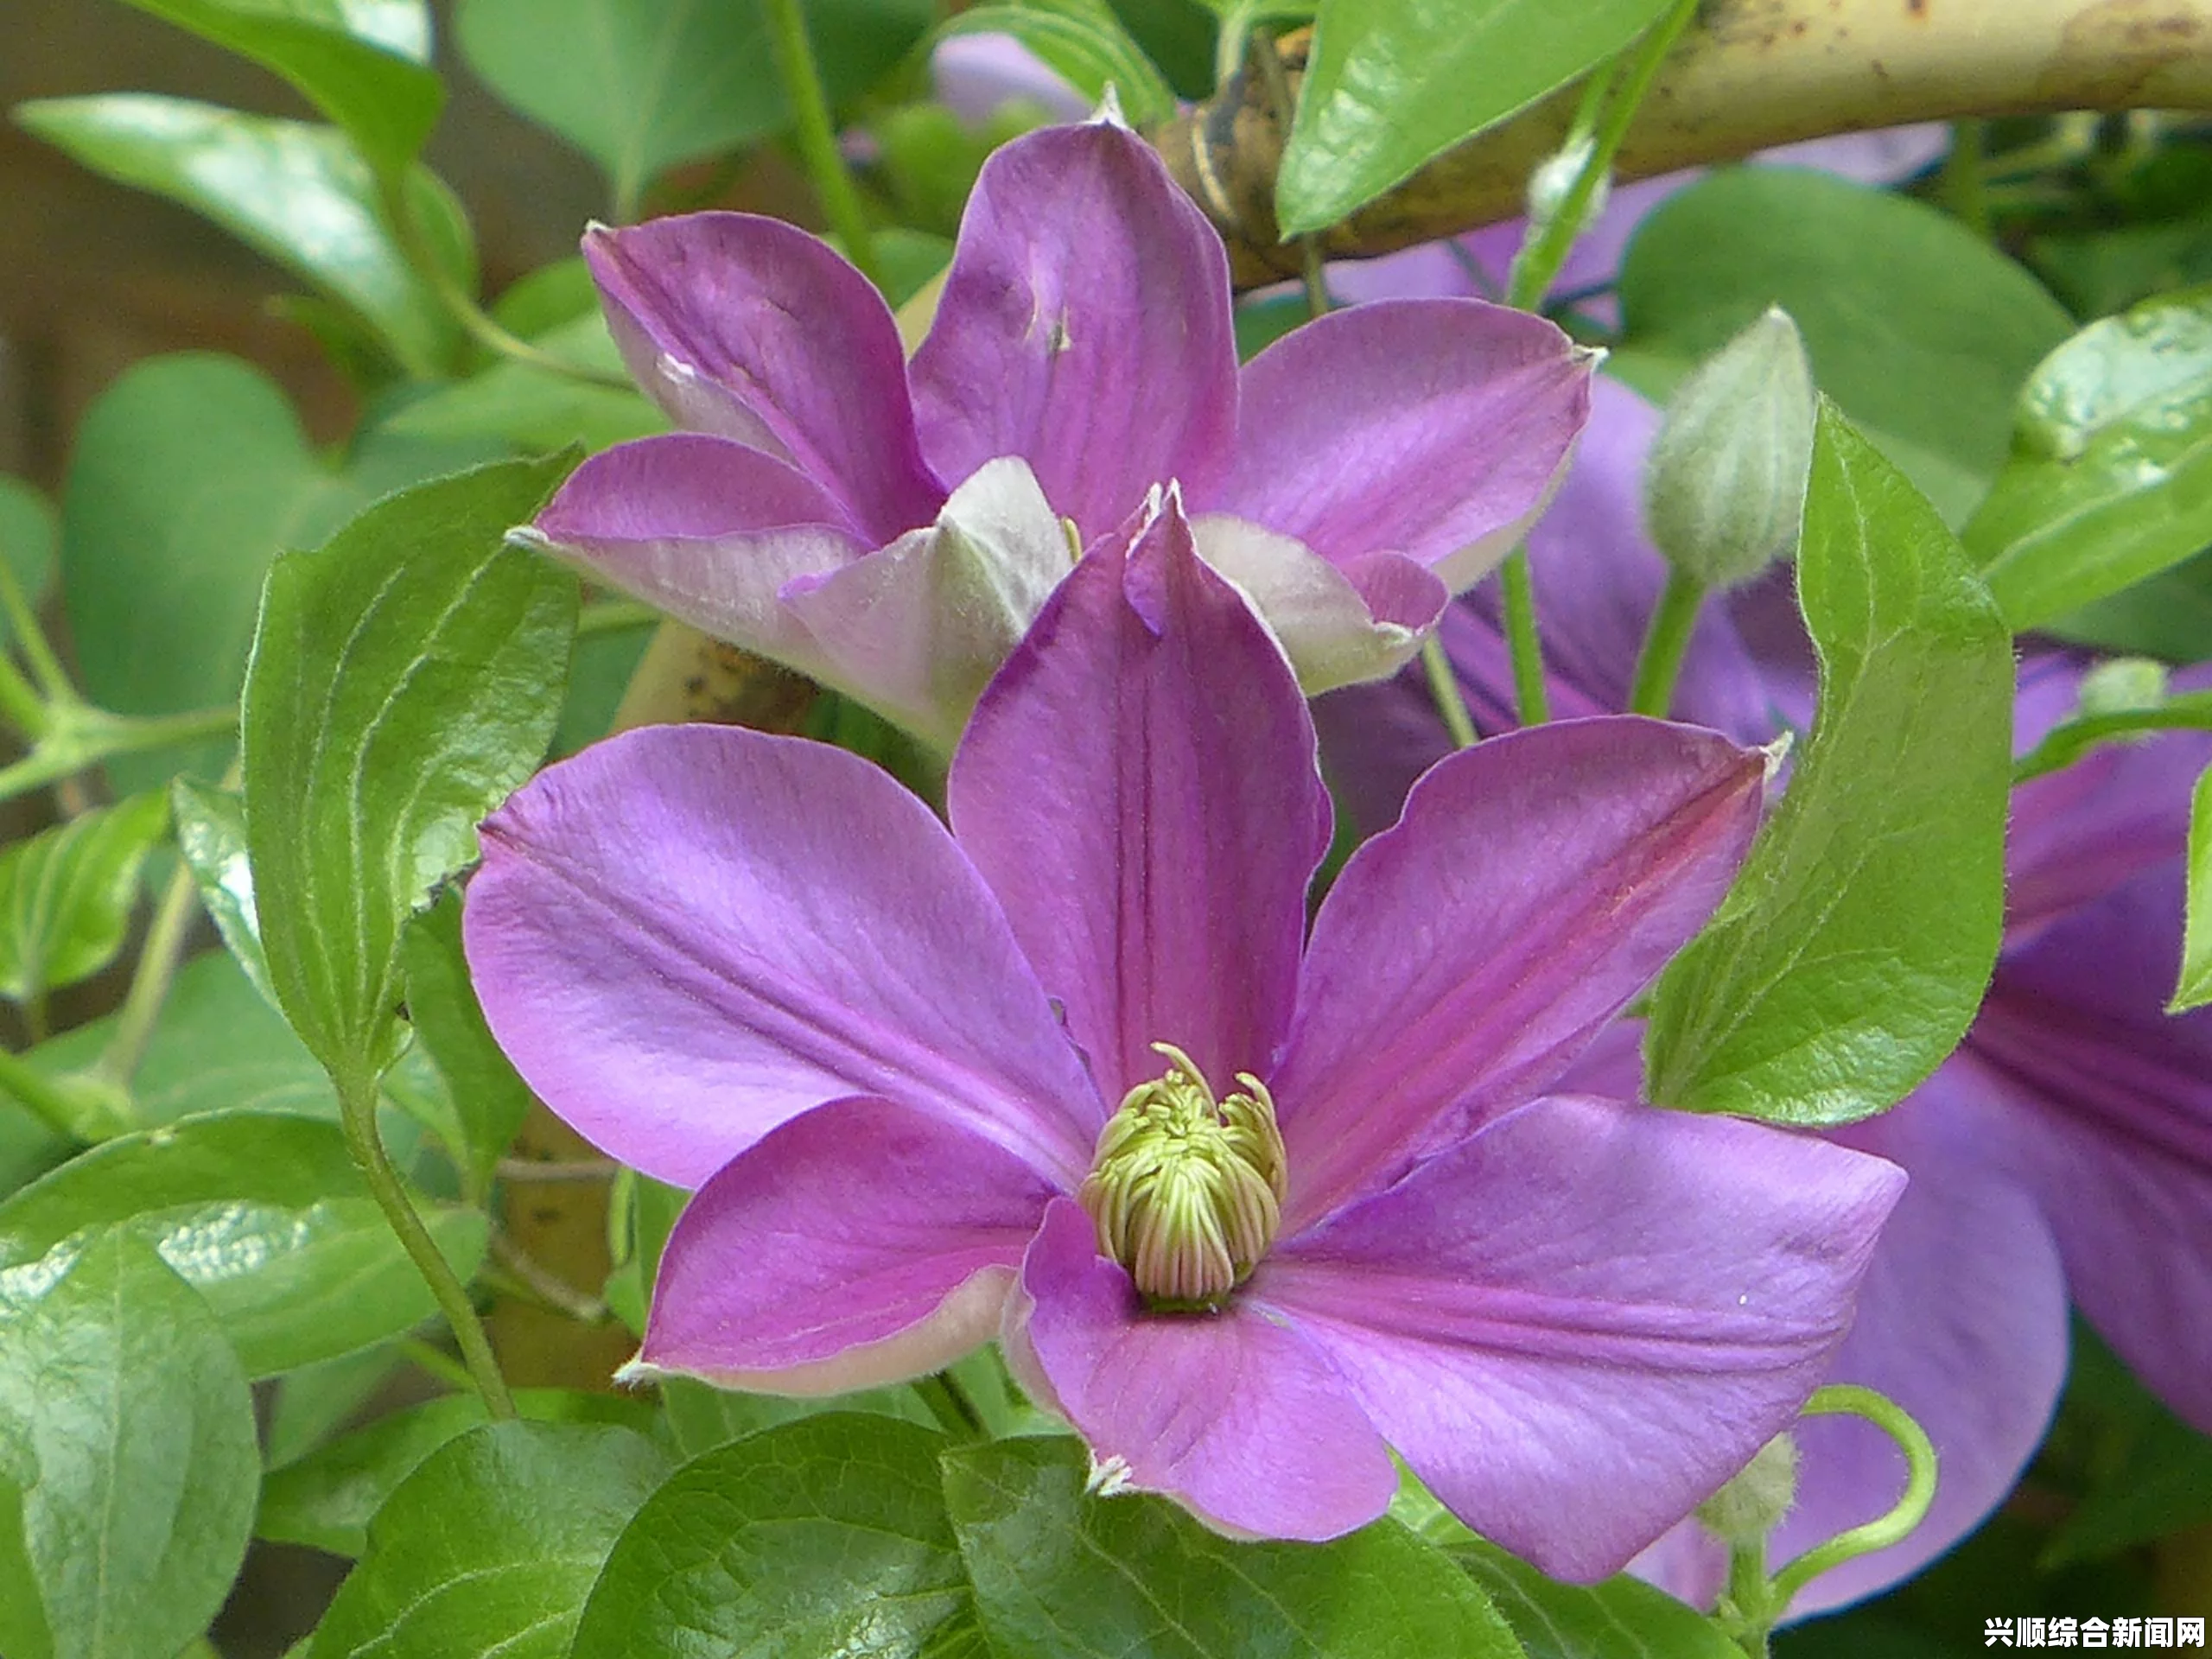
[612, 1353, 659, 1389]
[1091, 83, 1131, 130]
[504, 524, 550, 551]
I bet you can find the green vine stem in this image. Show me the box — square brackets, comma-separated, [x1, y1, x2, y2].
[1628, 568, 1707, 718]
[1766, 1384, 1937, 1608]
[338, 1064, 517, 1421]
[762, 0, 884, 292]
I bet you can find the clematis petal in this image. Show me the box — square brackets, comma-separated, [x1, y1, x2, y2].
[583, 213, 943, 543]
[1007, 1199, 1398, 1541]
[1192, 514, 1446, 694]
[949, 498, 1328, 1105]
[465, 723, 1103, 1190]
[1271, 717, 1764, 1229]
[2005, 654, 2211, 937]
[783, 457, 1076, 752]
[1206, 299, 1592, 588]
[1260, 1093, 1905, 1581]
[1962, 865, 2212, 1431]
[528, 432, 864, 683]
[911, 122, 1238, 539]
[632, 1096, 1058, 1394]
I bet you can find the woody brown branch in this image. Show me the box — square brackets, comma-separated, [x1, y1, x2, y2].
[1154, 0, 2212, 289]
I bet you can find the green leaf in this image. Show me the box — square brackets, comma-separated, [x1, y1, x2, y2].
[0, 476, 58, 643]
[1447, 1538, 1735, 1659]
[942, 1435, 1522, 1657]
[260, 1387, 657, 1556]
[171, 779, 276, 1008]
[455, 0, 932, 213]
[2175, 762, 2212, 1012]
[0, 1231, 257, 1659]
[1275, 0, 1672, 236]
[2042, 545, 2212, 664]
[0, 793, 169, 1005]
[0, 1112, 486, 1377]
[309, 1420, 668, 1659]
[1644, 404, 2013, 1125]
[1614, 168, 2075, 524]
[58, 355, 492, 793]
[398, 889, 534, 1193]
[265, 1344, 408, 1470]
[241, 453, 577, 1088]
[384, 312, 665, 452]
[658, 1374, 938, 1459]
[17, 99, 470, 378]
[572, 1414, 969, 1657]
[1965, 288, 2212, 630]
[114, 0, 444, 178]
[940, 2, 1176, 128]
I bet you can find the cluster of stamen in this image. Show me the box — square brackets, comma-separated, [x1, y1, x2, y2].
[1077, 1043, 1287, 1312]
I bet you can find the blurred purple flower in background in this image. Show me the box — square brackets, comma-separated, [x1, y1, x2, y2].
[464, 493, 1905, 1573]
[521, 118, 1593, 748]
[1323, 377, 2212, 1617]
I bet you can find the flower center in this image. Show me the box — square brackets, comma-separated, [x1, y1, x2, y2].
[1077, 1043, 1287, 1313]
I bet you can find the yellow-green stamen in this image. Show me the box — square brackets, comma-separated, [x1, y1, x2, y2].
[1077, 1043, 1287, 1312]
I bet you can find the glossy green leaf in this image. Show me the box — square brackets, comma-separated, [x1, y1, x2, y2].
[658, 1375, 938, 1459]
[58, 356, 493, 794]
[1449, 1539, 1733, 1659]
[0, 476, 58, 645]
[0, 1231, 257, 1659]
[0, 1112, 486, 1377]
[260, 1387, 657, 1556]
[398, 889, 533, 1193]
[241, 453, 577, 1088]
[385, 312, 664, 452]
[1966, 288, 2212, 629]
[1615, 168, 2074, 524]
[1275, 0, 1671, 235]
[940, 1, 1175, 128]
[309, 1420, 668, 1659]
[171, 778, 276, 1008]
[2175, 762, 2212, 1013]
[572, 1414, 969, 1656]
[942, 1435, 1521, 1657]
[455, 0, 932, 213]
[2043, 544, 2212, 664]
[1645, 404, 2013, 1125]
[115, 0, 443, 177]
[0, 793, 168, 1005]
[17, 99, 469, 378]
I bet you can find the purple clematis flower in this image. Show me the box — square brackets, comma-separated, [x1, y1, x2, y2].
[517, 117, 1594, 750]
[1321, 377, 2212, 1615]
[465, 491, 1905, 1570]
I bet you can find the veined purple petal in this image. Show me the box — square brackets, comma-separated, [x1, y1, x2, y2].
[634, 1096, 1058, 1393]
[1192, 515, 1445, 694]
[911, 123, 1238, 539]
[1208, 299, 1592, 588]
[465, 724, 1103, 1189]
[782, 457, 1075, 752]
[584, 214, 943, 543]
[1009, 1199, 1398, 1541]
[1271, 717, 1764, 1230]
[1769, 1082, 2067, 1616]
[949, 499, 1328, 1106]
[1963, 865, 2212, 1432]
[1261, 1094, 1905, 1581]
[528, 432, 864, 682]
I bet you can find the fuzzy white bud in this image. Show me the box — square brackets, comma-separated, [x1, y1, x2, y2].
[1695, 1433, 1801, 1547]
[1643, 307, 1817, 590]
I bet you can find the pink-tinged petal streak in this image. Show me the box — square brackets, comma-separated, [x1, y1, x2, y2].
[1012, 1199, 1398, 1541]
[530, 433, 866, 681]
[584, 214, 943, 543]
[1272, 717, 1764, 1228]
[1962, 867, 2212, 1432]
[637, 1096, 1058, 1393]
[1262, 1095, 1906, 1581]
[1209, 300, 1593, 588]
[466, 724, 1103, 1189]
[912, 123, 1238, 539]
[950, 500, 1328, 1106]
